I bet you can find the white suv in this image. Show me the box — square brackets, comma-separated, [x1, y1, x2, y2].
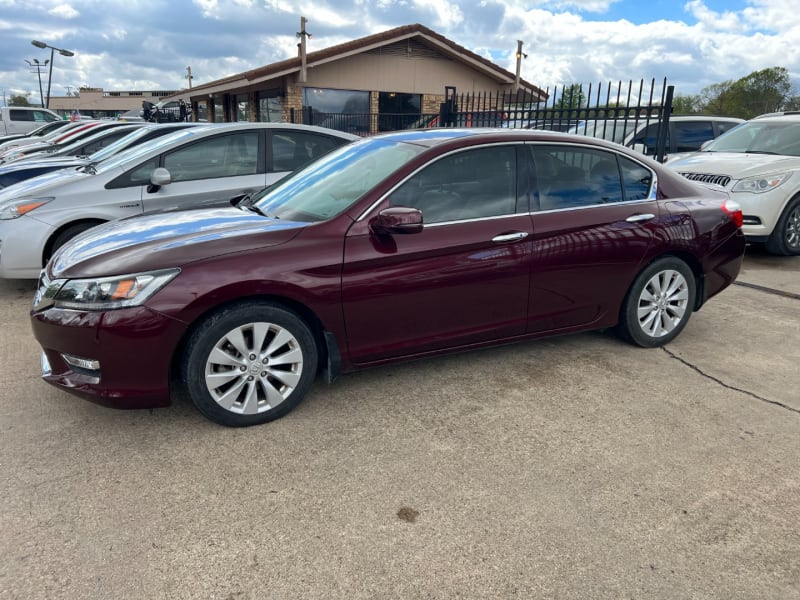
[666, 113, 800, 255]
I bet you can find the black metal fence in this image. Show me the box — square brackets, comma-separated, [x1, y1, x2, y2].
[294, 78, 675, 162]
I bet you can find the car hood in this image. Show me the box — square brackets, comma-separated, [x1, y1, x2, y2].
[667, 152, 800, 179]
[0, 167, 88, 201]
[49, 206, 309, 279]
[0, 157, 87, 173]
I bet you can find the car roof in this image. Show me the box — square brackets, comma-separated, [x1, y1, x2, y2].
[364, 127, 642, 153]
[179, 121, 361, 140]
[751, 112, 800, 121]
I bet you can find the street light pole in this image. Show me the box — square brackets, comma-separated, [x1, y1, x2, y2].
[31, 40, 75, 109]
[24, 58, 49, 108]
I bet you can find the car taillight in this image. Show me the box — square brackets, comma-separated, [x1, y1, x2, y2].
[722, 199, 743, 228]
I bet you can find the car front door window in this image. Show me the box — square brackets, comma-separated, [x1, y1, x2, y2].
[389, 145, 518, 223]
[164, 132, 260, 182]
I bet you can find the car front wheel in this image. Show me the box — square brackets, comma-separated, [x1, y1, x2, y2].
[182, 302, 318, 427]
[618, 257, 696, 348]
[766, 195, 800, 256]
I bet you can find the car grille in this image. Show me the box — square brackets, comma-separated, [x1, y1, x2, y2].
[678, 172, 732, 188]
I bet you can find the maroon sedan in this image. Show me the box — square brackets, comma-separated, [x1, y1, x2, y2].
[31, 129, 745, 427]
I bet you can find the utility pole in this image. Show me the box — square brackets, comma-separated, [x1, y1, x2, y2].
[297, 17, 312, 83]
[186, 66, 193, 89]
[25, 58, 49, 107]
[514, 40, 524, 93]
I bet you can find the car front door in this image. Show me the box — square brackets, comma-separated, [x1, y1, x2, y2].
[527, 144, 660, 333]
[140, 130, 266, 212]
[341, 144, 534, 364]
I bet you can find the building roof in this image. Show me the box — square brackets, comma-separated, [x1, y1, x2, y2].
[181, 23, 547, 100]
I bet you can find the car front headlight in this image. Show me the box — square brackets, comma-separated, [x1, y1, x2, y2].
[731, 172, 792, 194]
[0, 197, 53, 220]
[40, 269, 180, 311]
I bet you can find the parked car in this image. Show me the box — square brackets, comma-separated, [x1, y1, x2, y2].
[667, 113, 800, 255]
[0, 122, 359, 278]
[3, 123, 146, 164]
[0, 106, 61, 136]
[30, 128, 746, 427]
[0, 123, 202, 189]
[0, 119, 74, 145]
[0, 121, 138, 164]
[567, 115, 744, 158]
[0, 120, 88, 152]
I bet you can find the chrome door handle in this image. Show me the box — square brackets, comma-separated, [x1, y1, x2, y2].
[492, 232, 529, 243]
[626, 213, 656, 223]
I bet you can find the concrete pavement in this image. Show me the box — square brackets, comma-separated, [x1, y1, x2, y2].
[1, 250, 798, 599]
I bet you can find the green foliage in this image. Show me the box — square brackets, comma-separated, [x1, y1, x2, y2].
[8, 94, 31, 107]
[696, 67, 795, 118]
[672, 94, 703, 114]
[554, 84, 587, 110]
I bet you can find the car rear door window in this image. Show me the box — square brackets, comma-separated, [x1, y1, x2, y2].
[389, 145, 518, 223]
[532, 146, 626, 210]
[270, 131, 347, 172]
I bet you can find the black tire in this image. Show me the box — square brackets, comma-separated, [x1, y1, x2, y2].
[181, 302, 318, 427]
[765, 196, 800, 256]
[47, 222, 100, 263]
[618, 257, 696, 348]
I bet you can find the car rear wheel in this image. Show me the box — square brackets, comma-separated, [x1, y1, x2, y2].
[618, 257, 696, 347]
[765, 196, 800, 256]
[182, 302, 318, 427]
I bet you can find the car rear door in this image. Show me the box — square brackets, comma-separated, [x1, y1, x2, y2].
[527, 144, 660, 333]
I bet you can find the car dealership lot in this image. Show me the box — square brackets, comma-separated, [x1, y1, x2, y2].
[1, 250, 798, 599]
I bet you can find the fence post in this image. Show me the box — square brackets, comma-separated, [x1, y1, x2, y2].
[655, 85, 674, 163]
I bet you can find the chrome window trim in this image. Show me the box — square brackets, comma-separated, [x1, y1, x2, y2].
[355, 141, 527, 223]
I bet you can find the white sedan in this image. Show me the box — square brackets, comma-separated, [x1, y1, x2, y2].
[0, 123, 358, 278]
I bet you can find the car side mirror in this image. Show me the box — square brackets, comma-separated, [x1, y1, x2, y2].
[370, 206, 424, 235]
[147, 167, 171, 193]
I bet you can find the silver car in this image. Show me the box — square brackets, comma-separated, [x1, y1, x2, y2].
[0, 122, 359, 278]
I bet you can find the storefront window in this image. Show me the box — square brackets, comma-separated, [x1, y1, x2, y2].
[302, 87, 370, 134]
[257, 91, 283, 122]
[236, 94, 249, 121]
[378, 92, 422, 131]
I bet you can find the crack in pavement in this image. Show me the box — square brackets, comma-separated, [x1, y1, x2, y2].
[733, 280, 800, 301]
[661, 347, 800, 415]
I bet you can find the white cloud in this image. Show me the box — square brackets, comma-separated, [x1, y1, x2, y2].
[48, 4, 80, 19]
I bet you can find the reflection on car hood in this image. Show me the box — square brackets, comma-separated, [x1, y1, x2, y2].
[0, 157, 87, 174]
[667, 152, 800, 179]
[49, 207, 309, 279]
[0, 167, 87, 201]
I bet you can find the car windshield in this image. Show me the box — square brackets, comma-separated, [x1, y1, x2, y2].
[250, 137, 426, 222]
[705, 121, 800, 156]
[87, 127, 151, 161]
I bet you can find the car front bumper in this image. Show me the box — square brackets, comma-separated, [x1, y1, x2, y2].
[0, 216, 54, 279]
[31, 303, 188, 409]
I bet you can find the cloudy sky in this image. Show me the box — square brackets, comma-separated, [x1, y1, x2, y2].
[1, 0, 798, 106]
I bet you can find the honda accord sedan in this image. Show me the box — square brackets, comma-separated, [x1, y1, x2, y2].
[31, 129, 746, 427]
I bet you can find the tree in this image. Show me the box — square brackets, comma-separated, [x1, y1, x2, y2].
[697, 67, 794, 118]
[671, 93, 702, 114]
[8, 94, 31, 107]
[554, 84, 587, 111]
